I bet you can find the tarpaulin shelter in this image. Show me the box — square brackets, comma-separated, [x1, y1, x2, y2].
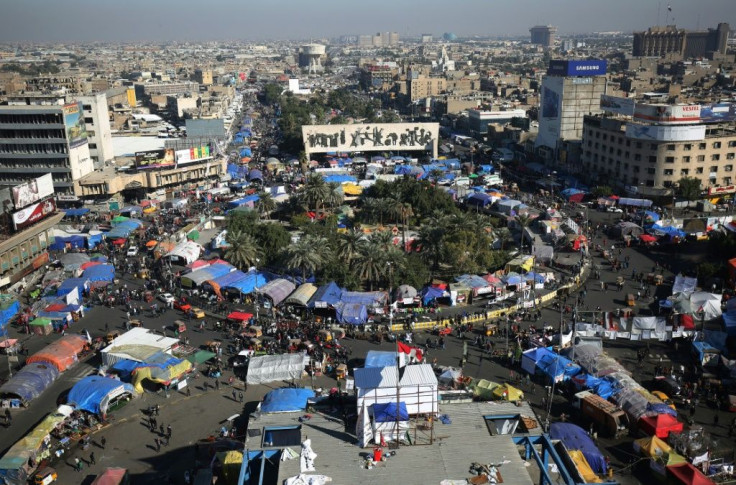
[181, 262, 234, 287]
[639, 234, 658, 244]
[471, 379, 500, 400]
[394, 284, 417, 301]
[492, 383, 524, 401]
[308, 281, 344, 309]
[246, 353, 309, 385]
[365, 351, 399, 368]
[130, 358, 192, 393]
[0, 362, 59, 404]
[260, 388, 316, 413]
[49, 234, 87, 250]
[0, 298, 20, 337]
[567, 450, 603, 483]
[638, 414, 684, 438]
[467, 192, 493, 208]
[618, 198, 653, 207]
[163, 240, 202, 265]
[505, 255, 535, 273]
[26, 334, 87, 372]
[284, 283, 318, 307]
[340, 290, 388, 308]
[689, 292, 722, 320]
[536, 352, 581, 383]
[609, 222, 643, 239]
[371, 401, 410, 443]
[549, 422, 607, 474]
[100, 327, 180, 366]
[56, 278, 89, 297]
[643, 211, 660, 224]
[633, 435, 673, 457]
[420, 286, 447, 306]
[83, 264, 115, 285]
[256, 278, 296, 307]
[672, 275, 698, 294]
[59, 253, 90, 272]
[63, 208, 91, 218]
[67, 376, 137, 417]
[335, 302, 368, 325]
[650, 224, 686, 239]
[227, 311, 253, 322]
[692, 341, 720, 367]
[106, 220, 143, 239]
[666, 463, 717, 485]
[217, 270, 267, 295]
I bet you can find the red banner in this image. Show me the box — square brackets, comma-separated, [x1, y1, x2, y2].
[12, 198, 56, 230]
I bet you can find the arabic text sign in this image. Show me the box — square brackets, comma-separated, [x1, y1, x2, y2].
[302, 123, 439, 153]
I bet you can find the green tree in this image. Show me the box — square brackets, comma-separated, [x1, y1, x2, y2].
[252, 222, 290, 265]
[336, 230, 365, 264]
[591, 185, 613, 197]
[262, 83, 282, 106]
[677, 176, 702, 201]
[225, 230, 262, 271]
[255, 192, 276, 219]
[299, 173, 330, 214]
[514, 214, 533, 254]
[283, 235, 329, 282]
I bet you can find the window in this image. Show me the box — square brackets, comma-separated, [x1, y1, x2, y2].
[89, 143, 97, 149]
[729, 140, 736, 148]
[684, 144, 692, 151]
[728, 153, 735, 160]
[699, 143, 707, 149]
[712, 154, 720, 161]
[602, 134, 608, 141]
[625, 151, 630, 158]
[665, 156, 675, 163]
[663, 169, 674, 176]
[681, 169, 689, 175]
[696, 167, 704, 174]
[647, 167, 656, 175]
[666, 144, 676, 150]
[726, 165, 734, 172]
[663, 181, 673, 188]
[724, 177, 733, 185]
[84, 117, 93, 124]
[650, 143, 657, 150]
[646, 180, 655, 187]
[697, 155, 705, 162]
[633, 166, 640, 173]
[648, 156, 657, 163]
[626, 140, 631, 147]
[82, 104, 91, 110]
[618, 137, 623, 144]
[634, 154, 641, 161]
[713, 142, 722, 149]
[683, 156, 691, 163]
[636, 142, 642, 149]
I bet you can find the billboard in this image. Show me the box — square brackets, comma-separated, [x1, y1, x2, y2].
[548, 60, 607, 77]
[12, 173, 55, 210]
[175, 145, 212, 166]
[699, 103, 736, 123]
[633, 104, 701, 124]
[135, 149, 176, 170]
[625, 123, 706, 142]
[12, 198, 56, 230]
[600, 95, 636, 116]
[541, 86, 560, 119]
[302, 122, 439, 155]
[63, 102, 88, 148]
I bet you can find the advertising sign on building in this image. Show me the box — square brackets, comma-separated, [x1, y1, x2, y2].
[699, 103, 736, 123]
[547, 60, 607, 77]
[63, 102, 88, 148]
[12, 198, 56, 230]
[600, 95, 636, 116]
[302, 123, 439, 155]
[633, 104, 702, 124]
[135, 149, 176, 170]
[708, 185, 736, 195]
[12, 173, 55, 210]
[625, 123, 706, 142]
[175, 145, 212, 166]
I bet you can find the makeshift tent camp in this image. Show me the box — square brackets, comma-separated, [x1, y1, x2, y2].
[689, 292, 722, 320]
[692, 341, 720, 367]
[371, 401, 410, 443]
[83, 264, 115, 286]
[633, 435, 672, 457]
[334, 302, 368, 325]
[354, 364, 438, 415]
[246, 353, 310, 385]
[67, 376, 137, 417]
[567, 450, 603, 483]
[130, 358, 192, 393]
[365, 351, 399, 368]
[256, 278, 296, 307]
[638, 414, 684, 439]
[284, 283, 318, 307]
[219, 270, 267, 295]
[59, 253, 90, 272]
[420, 286, 447, 306]
[549, 422, 607, 474]
[26, 334, 87, 372]
[340, 290, 388, 308]
[260, 388, 316, 413]
[163, 240, 202, 265]
[181, 262, 234, 287]
[308, 282, 343, 308]
[56, 278, 89, 297]
[0, 362, 59, 404]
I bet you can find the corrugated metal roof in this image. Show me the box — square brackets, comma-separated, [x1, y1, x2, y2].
[399, 364, 438, 387]
[354, 364, 437, 389]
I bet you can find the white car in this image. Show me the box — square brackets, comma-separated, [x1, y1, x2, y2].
[158, 293, 175, 304]
[126, 246, 139, 257]
[607, 206, 623, 213]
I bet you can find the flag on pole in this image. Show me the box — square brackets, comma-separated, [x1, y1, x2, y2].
[397, 342, 424, 363]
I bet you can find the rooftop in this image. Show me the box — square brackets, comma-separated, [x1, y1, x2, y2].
[246, 400, 541, 485]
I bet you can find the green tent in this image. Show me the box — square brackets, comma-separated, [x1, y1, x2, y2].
[112, 216, 129, 224]
[29, 317, 52, 327]
[186, 350, 216, 365]
[471, 379, 500, 400]
[187, 230, 199, 241]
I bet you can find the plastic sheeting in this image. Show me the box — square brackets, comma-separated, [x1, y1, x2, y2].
[181, 262, 234, 287]
[340, 290, 387, 308]
[568, 450, 603, 483]
[284, 283, 318, 307]
[549, 422, 607, 474]
[26, 334, 87, 372]
[67, 376, 137, 416]
[246, 353, 309, 385]
[372, 402, 408, 422]
[334, 302, 367, 325]
[260, 388, 316, 413]
[130, 359, 192, 393]
[56, 278, 89, 297]
[365, 351, 399, 368]
[308, 282, 343, 308]
[0, 362, 59, 403]
[256, 278, 296, 306]
[59, 253, 90, 271]
[83, 264, 115, 283]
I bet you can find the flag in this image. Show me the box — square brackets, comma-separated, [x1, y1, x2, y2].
[397, 342, 424, 363]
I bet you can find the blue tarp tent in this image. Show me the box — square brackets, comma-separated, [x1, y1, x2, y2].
[335, 302, 368, 325]
[56, 278, 89, 297]
[206, 270, 248, 290]
[248, 169, 263, 181]
[86, 233, 103, 248]
[723, 311, 736, 336]
[323, 174, 357, 183]
[181, 263, 234, 287]
[618, 197, 653, 208]
[340, 291, 387, 307]
[63, 208, 90, 217]
[308, 282, 343, 309]
[67, 376, 136, 417]
[49, 235, 87, 250]
[225, 270, 267, 294]
[0, 300, 20, 337]
[421, 286, 446, 306]
[109, 359, 146, 381]
[260, 388, 316, 413]
[549, 422, 607, 474]
[650, 224, 686, 239]
[365, 351, 399, 368]
[372, 402, 409, 422]
[0, 362, 59, 403]
[643, 211, 660, 223]
[479, 164, 494, 173]
[228, 195, 260, 209]
[83, 264, 115, 283]
[646, 402, 678, 418]
[536, 353, 581, 383]
[106, 220, 143, 239]
[467, 193, 492, 207]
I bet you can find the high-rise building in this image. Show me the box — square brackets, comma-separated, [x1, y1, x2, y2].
[632, 23, 729, 58]
[0, 103, 94, 195]
[193, 69, 213, 86]
[421, 34, 433, 44]
[358, 35, 373, 47]
[77, 93, 114, 169]
[530, 25, 557, 47]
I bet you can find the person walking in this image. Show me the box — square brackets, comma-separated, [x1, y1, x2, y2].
[186, 387, 191, 397]
[215, 379, 220, 390]
[239, 392, 244, 403]
[100, 436, 106, 449]
[159, 424, 164, 436]
[167, 424, 172, 439]
[89, 452, 96, 465]
[4, 409, 10, 425]
[154, 438, 161, 452]
[232, 389, 237, 401]
[74, 457, 82, 472]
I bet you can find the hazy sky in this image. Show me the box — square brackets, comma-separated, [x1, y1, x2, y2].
[0, 0, 733, 42]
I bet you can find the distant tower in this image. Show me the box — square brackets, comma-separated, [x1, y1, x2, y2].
[298, 44, 326, 74]
[530, 25, 557, 47]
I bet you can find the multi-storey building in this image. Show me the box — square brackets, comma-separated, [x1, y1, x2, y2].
[530, 25, 557, 47]
[0, 103, 93, 195]
[632, 23, 729, 58]
[77, 93, 114, 169]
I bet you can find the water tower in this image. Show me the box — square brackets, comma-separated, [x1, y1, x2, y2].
[299, 44, 326, 74]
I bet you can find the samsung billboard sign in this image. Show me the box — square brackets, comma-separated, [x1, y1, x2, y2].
[548, 60, 607, 77]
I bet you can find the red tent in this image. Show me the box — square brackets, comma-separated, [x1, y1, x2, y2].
[666, 463, 716, 485]
[227, 311, 254, 322]
[639, 414, 684, 438]
[112, 238, 126, 246]
[679, 314, 695, 330]
[640, 234, 658, 243]
[80, 261, 103, 271]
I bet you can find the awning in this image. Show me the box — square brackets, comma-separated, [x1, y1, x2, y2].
[227, 311, 253, 322]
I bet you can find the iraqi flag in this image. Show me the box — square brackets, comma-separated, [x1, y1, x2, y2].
[398, 342, 424, 363]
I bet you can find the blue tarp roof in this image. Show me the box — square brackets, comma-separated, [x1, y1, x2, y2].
[56, 278, 88, 297]
[49, 235, 86, 251]
[308, 282, 343, 308]
[536, 353, 581, 382]
[0, 362, 59, 403]
[650, 224, 686, 238]
[208, 269, 248, 288]
[0, 300, 20, 334]
[63, 208, 90, 217]
[67, 376, 135, 416]
[456, 274, 491, 289]
[647, 402, 678, 418]
[224, 270, 267, 294]
[467, 192, 492, 207]
[228, 195, 260, 208]
[479, 164, 493, 173]
[421, 286, 446, 305]
[182, 263, 234, 287]
[248, 169, 263, 181]
[323, 174, 357, 183]
[723, 311, 736, 337]
[618, 197, 653, 207]
[340, 291, 386, 307]
[365, 351, 398, 368]
[335, 302, 368, 325]
[260, 388, 316, 413]
[106, 220, 143, 239]
[109, 359, 146, 381]
[83, 264, 115, 282]
[643, 210, 660, 223]
[373, 402, 408, 422]
[549, 422, 607, 474]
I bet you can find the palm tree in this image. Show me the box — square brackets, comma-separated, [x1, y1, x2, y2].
[354, 241, 386, 290]
[397, 202, 413, 252]
[256, 192, 276, 219]
[225, 230, 262, 271]
[418, 223, 445, 275]
[515, 214, 533, 254]
[300, 173, 330, 214]
[283, 235, 329, 282]
[324, 182, 344, 211]
[336, 229, 365, 264]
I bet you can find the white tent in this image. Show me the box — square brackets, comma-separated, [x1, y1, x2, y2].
[689, 292, 723, 321]
[163, 240, 202, 265]
[246, 353, 309, 385]
[354, 364, 438, 416]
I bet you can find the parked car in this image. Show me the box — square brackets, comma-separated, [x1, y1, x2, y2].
[158, 293, 175, 304]
[190, 307, 206, 319]
[606, 206, 623, 213]
[126, 246, 139, 257]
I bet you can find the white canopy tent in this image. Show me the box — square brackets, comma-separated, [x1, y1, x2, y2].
[246, 353, 310, 385]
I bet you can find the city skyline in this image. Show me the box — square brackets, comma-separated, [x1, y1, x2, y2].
[0, 0, 733, 43]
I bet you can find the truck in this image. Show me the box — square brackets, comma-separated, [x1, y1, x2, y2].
[573, 390, 629, 438]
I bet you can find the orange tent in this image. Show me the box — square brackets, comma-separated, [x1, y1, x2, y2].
[26, 334, 88, 372]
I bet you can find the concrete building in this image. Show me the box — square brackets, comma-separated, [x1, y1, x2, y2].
[407, 76, 446, 101]
[582, 112, 736, 192]
[193, 69, 213, 86]
[530, 25, 557, 47]
[0, 103, 94, 195]
[298, 44, 326, 74]
[77, 93, 114, 169]
[139, 81, 199, 97]
[535, 60, 608, 162]
[0, 212, 62, 287]
[467, 109, 528, 137]
[632, 23, 729, 58]
[421, 34, 433, 43]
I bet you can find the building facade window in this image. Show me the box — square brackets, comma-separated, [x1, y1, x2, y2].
[683, 156, 691, 163]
